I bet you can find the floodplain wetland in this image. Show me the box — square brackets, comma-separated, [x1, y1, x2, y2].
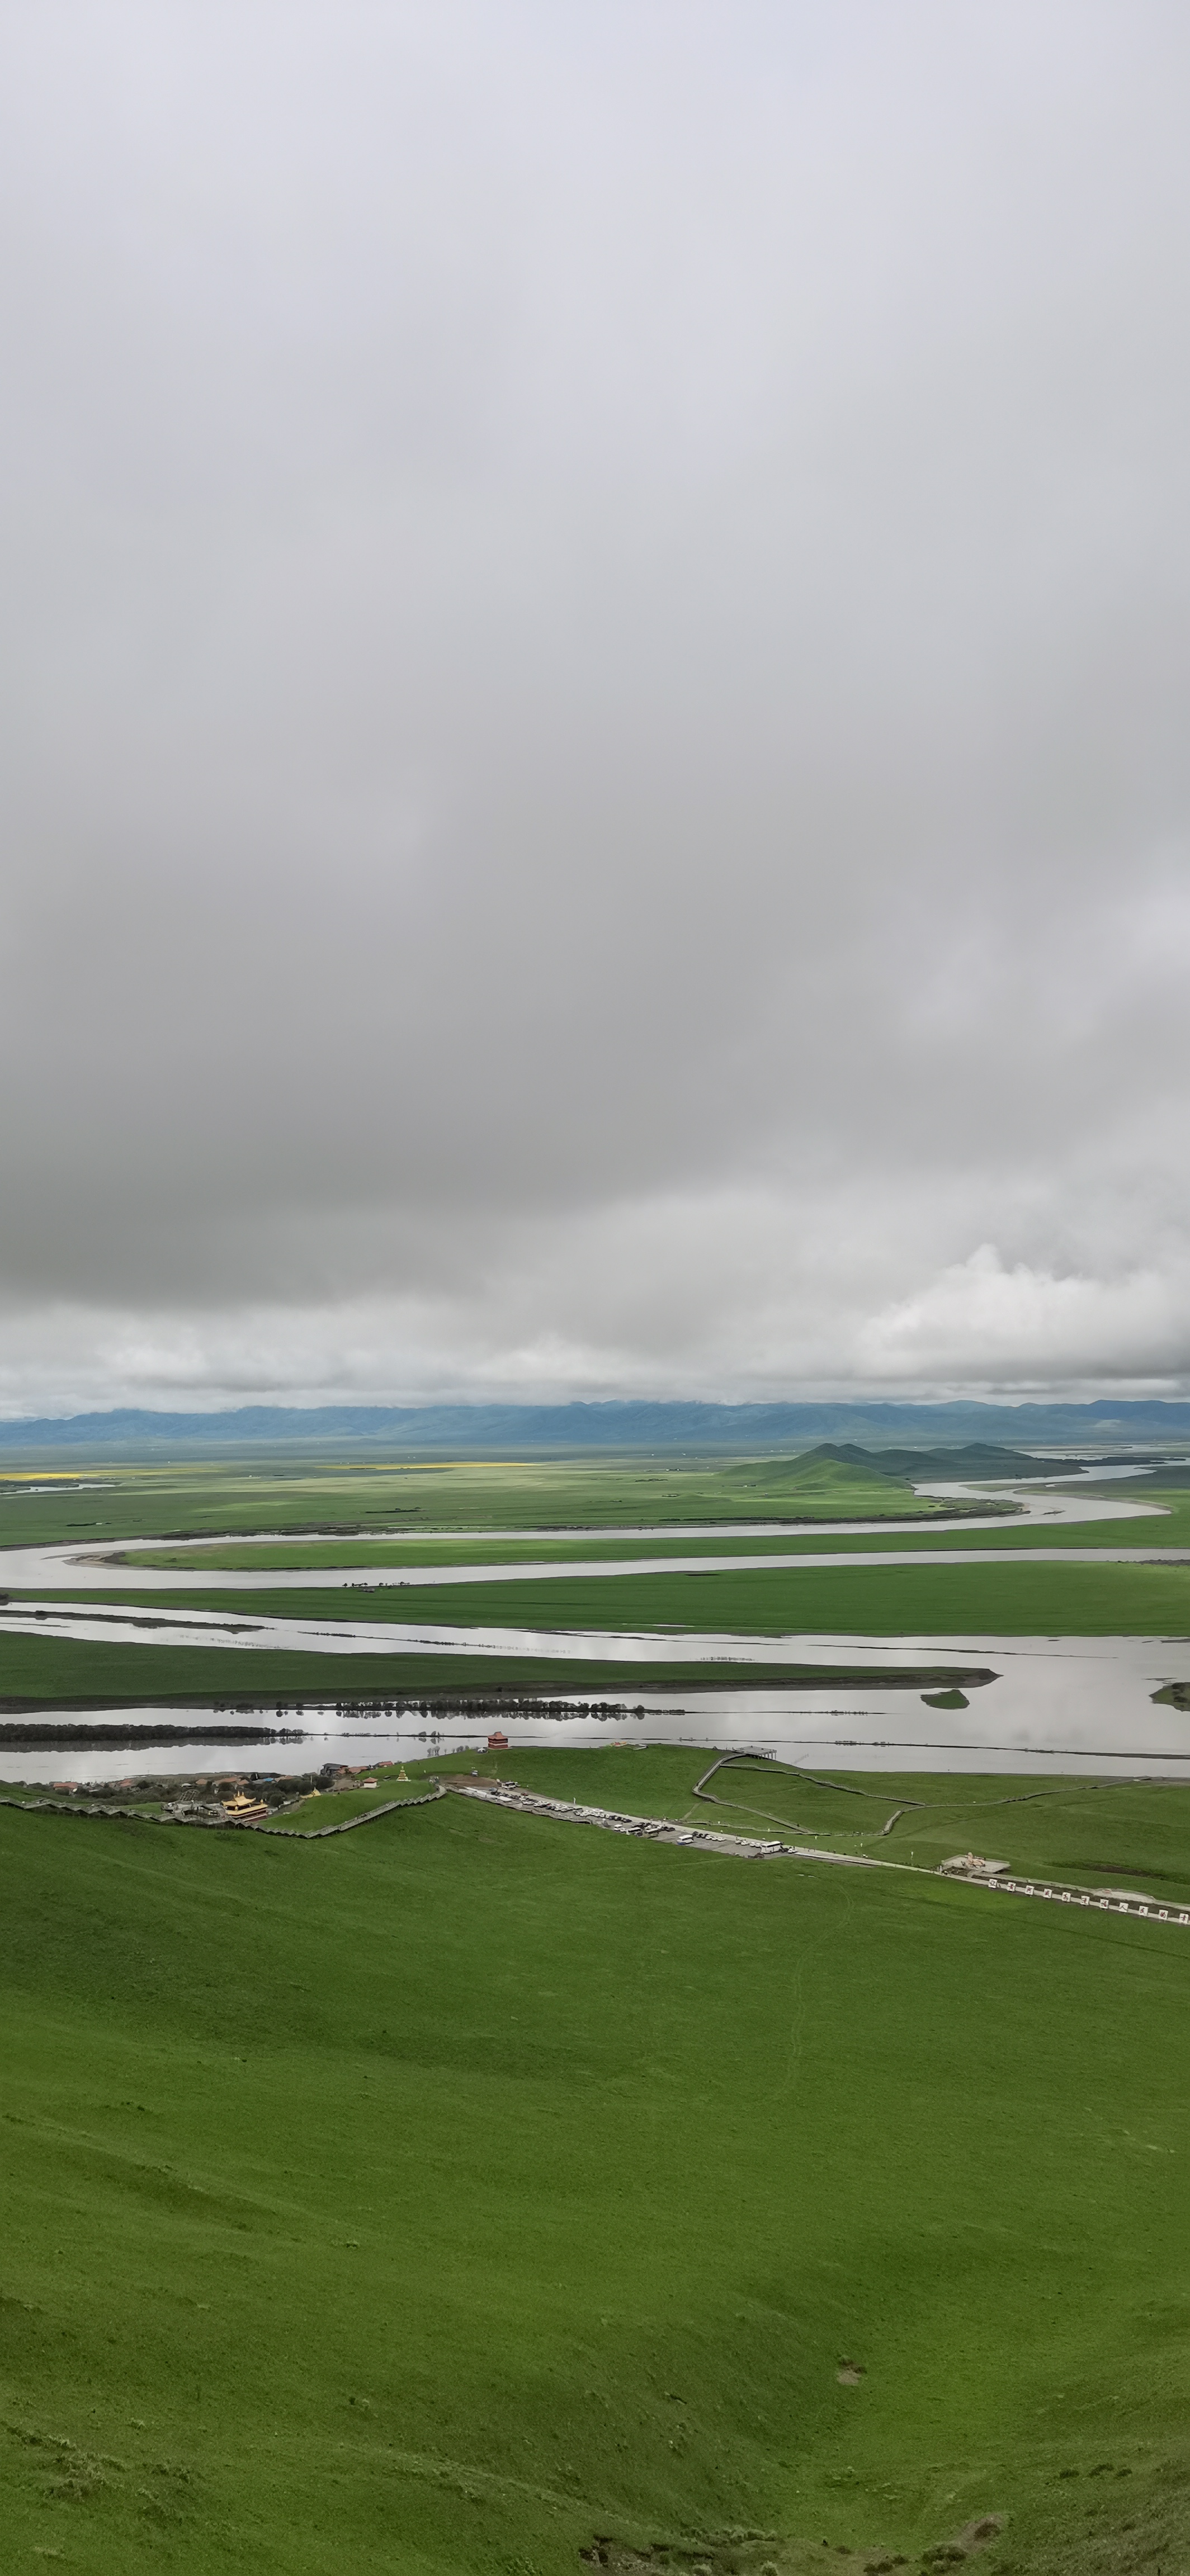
[2, 1458, 1189, 1727]
[44, 1552, 1190, 1640]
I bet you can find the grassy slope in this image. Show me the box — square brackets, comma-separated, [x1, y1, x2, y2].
[460, 1747, 1190, 1897]
[281, 1749, 1190, 1900]
[4, 1773, 1190, 2576]
[265, 1781, 435, 1829]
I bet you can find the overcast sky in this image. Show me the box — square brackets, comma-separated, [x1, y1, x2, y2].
[2, 1, 1189, 1414]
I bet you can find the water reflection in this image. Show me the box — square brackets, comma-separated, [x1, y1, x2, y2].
[4, 1631, 1188, 1784]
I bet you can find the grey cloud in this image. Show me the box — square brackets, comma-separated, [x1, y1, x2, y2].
[2, 1, 1190, 1403]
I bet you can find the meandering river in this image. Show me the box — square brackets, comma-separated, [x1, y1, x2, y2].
[2, 1476, 1187, 1782]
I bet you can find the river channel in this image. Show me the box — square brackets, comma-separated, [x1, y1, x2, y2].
[2, 1475, 1188, 1783]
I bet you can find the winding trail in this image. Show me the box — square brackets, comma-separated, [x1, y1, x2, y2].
[446, 1779, 1190, 1924]
[7, 1772, 1188, 1931]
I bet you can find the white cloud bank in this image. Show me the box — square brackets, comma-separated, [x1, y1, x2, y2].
[858, 1249, 1190, 1393]
[3, 1213, 1189, 1414]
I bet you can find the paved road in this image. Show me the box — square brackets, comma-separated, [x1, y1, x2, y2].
[444, 1776, 876, 1862]
[8, 1774, 1186, 1930]
[449, 1782, 1190, 1928]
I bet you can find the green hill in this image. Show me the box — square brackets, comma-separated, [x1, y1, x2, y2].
[719, 1449, 914, 1507]
[4, 1768, 1189, 2574]
[715, 1447, 1018, 1515]
[809, 1441, 1083, 1480]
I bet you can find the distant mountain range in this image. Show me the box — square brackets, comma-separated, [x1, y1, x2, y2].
[1, 1397, 1188, 1459]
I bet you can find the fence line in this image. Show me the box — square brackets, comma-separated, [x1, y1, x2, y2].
[981, 1875, 1189, 1926]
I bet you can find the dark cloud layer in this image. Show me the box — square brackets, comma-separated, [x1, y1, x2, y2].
[3, 2, 1189, 1409]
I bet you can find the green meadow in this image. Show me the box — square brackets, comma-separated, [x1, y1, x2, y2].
[119, 1481, 1190, 1572]
[8, 1537, 1190, 1711]
[0, 1625, 977, 1715]
[264, 1778, 436, 1829]
[304, 1551, 1190, 1637]
[4, 1752, 1190, 2576]
[53, 1552, 1190, 1640]
[280, 1747, 1190, 1901]
[6, 1455, 1189, 2573]
[0, 1448, 989, 1555]
[7, 1462, 1190, 1723]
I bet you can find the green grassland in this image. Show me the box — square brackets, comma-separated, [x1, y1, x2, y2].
[373, 1554, 1190, 1638]
[7, 1545, 1190, 1711]
[22, 1487, 1190, 1580]
[125, 1533, 901, 1571]
[0, 1624, 983, 1713]
[59, 1554, 1190, 1639]
[265, 1779, 436, 1829]
[0, 1449, 995, 1555]
[4, 1759, 1190, 2575]
[458, 1746, 1190, 1897]
[4, 1500, 1189, 1732]
[277, 1748, 1190, 1901]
